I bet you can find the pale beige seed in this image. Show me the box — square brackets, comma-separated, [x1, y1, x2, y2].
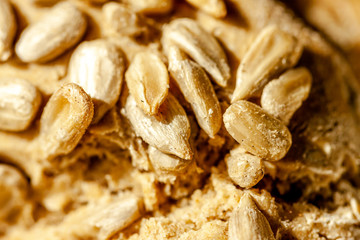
[125, 94, 193, 160]
[88, 196, 143, 239]
[226, 146, 265, 189]
[0, 164, 28, 221]
[232, 25, 303, 102]
[126, 52, 169, 115]
[68, 39, 125, 123]
[123, 0, 173, 14]
[15, 2, 87, 63]
[38, 83, 94, 160]
[148, 146, 191, 173]
[167, 46, 222, 138]
[185, 0, 227, 18]
[162, 18, 230, 87]
[0, 0, 16, 62]
[223, 100, 292, 161]
[229, 193, 275, 240]
[0, 78, 41, 132]
[103, 2, 148, 37]
[261, 67, 312, 125]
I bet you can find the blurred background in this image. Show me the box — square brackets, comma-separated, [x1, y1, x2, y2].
[284, 0, 360, 80]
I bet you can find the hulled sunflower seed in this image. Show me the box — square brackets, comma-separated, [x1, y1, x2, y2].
[123, 0, 173, 14]
[261, 67, 312, 125]
[103, 2, 148, 37]
[37, 83, 94, 159]
[232, 25, 303, 102]
[125, 51, 169, 116]
[15, 2, 87, 63]
[223, 100, 292, 161]
[0, 0, 16, 62]
[229, 193, 275, 240]
[162, 18, 230, 87]
[167, 46, 222, 138]
[68, 39, 125, 123]
[185, 0, 227, 18]
[148, 146, 191, 174]
[125, 94, 193, 160]
[0, 78, 41, 132]
[226, 146, 265, 189]
[88, 195, 143, 240]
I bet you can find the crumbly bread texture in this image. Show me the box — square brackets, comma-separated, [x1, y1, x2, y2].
[1, 0, 360, 239]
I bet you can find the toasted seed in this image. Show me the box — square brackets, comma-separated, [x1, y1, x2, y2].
[38, 83, 94, 159]
[0, 0, 16, 62]
[103, 2, 148, 37]
[125, 52, 169, 116]
[15, 2, 87, 63]
[229, 193, 275, 240]
[226, 146, 265, 189]
[0, 78, 41, 132]
[232, 25, 303, 102]
[223, 100, 292, 161]
[125, 94, 193, 160]
[148, 146, 191, 173]
[167, 46, 222, 137]
[88, 195, 143, 239]
[185, 0, 227, 18]
[162, 18, 230, 87]
[68, 39, 125, 123]
[261, 67, 312, 125]
[123, 0, 173, 14]
[0, 164, 28, 221]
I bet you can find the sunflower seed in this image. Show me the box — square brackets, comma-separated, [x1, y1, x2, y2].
[226, 146, 265, 189]
[125, 51, 169, 116]
[162, 18, 230, 87]
[261, 67, 312, 124]
[124, 94, 193, 160]
[223, 100, 292, 161]
[0, 78, 41, 132]
[68, 39, 125, 123]
[232, 25, 303, 102]
[185, 0, 227, 18]
[167, 46, 222, 137]
[148, 146, 191, 173]
[38, 83, 94, 159]
[0, 0, 16, 61]
[229, 193, 275, 240]
[15, 2, 87, 63]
